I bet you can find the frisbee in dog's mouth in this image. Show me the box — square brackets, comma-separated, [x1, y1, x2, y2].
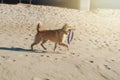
[67, 30, 74, 44]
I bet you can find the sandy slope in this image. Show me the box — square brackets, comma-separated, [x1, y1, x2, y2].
[0, 4, 120, 80]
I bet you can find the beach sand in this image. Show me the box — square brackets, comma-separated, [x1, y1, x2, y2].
[0, 4, 120, 80]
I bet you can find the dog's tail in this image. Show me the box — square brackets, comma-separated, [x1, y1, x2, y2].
[37, 22, 42, 32]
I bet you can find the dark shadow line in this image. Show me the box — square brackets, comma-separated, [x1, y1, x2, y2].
[0, 47, 46, 53]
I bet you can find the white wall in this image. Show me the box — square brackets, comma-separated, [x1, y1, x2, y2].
[91, 0, 120, 9]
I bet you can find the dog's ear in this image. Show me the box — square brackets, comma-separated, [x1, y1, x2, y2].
[63, 23, 68, 27]
[62, 23, 68, 29]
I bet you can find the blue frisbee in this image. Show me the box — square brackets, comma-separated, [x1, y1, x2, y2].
[67, 30, 74, 44]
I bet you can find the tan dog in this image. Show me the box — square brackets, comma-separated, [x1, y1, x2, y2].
[31, 23, 75, 51]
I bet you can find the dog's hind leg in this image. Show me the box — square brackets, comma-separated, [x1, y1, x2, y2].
[31, 37, 41, 50]
[54, 43, 57, 51]
[41, 40, 47, 50]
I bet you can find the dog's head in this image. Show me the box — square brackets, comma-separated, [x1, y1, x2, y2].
[62, 23, 75, 32]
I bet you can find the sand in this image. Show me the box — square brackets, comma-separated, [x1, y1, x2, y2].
[0, 4, 120, 80]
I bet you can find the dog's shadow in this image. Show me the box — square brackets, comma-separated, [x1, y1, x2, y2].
[0, 47, 47, 53]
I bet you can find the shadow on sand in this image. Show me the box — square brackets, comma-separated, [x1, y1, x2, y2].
[0, 47, 46, 53]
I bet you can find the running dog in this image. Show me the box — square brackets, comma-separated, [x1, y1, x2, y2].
[31, 23, 75, 51]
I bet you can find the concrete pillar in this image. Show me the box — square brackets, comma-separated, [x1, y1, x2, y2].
[79, 0, 90, 11]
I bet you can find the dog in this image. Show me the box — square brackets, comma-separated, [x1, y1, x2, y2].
[31, 23, 75, 51]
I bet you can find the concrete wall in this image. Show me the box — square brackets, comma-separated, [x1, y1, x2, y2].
[1, 0, 120, 10]
[0, 0, 90, 10]
[32, 0, 80, 9]
[35, 0, 120, 10]
[32, 0, 90, 10]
